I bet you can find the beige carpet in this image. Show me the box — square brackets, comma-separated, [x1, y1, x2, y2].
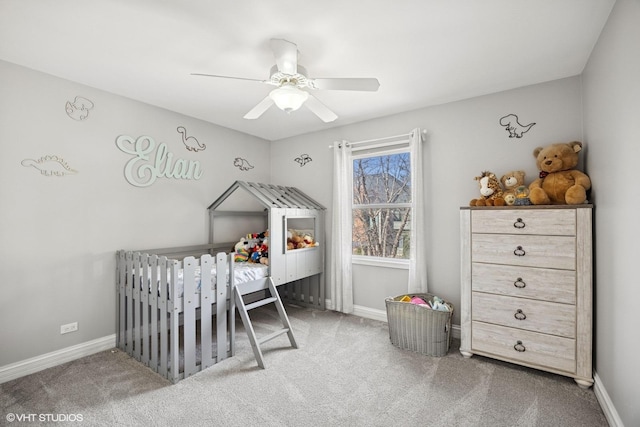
[1, 305, 607, 426]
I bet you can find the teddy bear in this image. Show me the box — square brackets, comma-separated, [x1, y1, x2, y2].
[499, 170, 526, 206]
[287, 229, 304, 249]
[469, 171, 505, 206]
[528, 141, 591, 205]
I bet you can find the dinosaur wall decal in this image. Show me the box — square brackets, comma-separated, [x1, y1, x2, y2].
[233, 157, 254, 171]
[65, 96, 94, 121]
[177, 126, 206, 152]
[294, 154, 312, 167]
[499, 114, 536, 138]
[21, 155, 78, 176]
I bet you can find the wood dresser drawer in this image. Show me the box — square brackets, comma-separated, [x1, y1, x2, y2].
[472, 234, 576, 270]
[472, 263, 576, 304]
[472, 209, 576, 235]
[472, 292, 576, 338]
[472, 321, 576, 374]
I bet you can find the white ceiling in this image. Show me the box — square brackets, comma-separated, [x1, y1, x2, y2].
[0, 0, 615, 141]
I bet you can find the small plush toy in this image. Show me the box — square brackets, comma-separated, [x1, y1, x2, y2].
[234, 238, 251, 262]
[470, 171, 505, 206]
[250, 243, 268, 263]
[528, 141, 591, 205]
[249, 250, 261, 263]
[500, 171, 526, 206]
[234, 248, 249, 262]
[287, 229, 303, 249]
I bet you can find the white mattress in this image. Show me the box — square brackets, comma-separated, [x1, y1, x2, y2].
[139, 263, 269, 298]
[178, 262, 268, 296]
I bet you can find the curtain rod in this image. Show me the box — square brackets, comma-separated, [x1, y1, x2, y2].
[349, 131, 412, 146]
[329, 128, 427, 149]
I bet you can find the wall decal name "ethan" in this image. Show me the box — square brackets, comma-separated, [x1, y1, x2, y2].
[115, 135, 203, 187]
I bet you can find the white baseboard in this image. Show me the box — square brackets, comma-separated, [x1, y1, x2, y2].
[593, 371, 624, 427]
[0, 335, 116, 384]
[352, 304, 388, 322]
[351, 303, 461, 339]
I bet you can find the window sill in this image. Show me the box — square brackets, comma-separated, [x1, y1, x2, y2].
[352, 256, 410, 270]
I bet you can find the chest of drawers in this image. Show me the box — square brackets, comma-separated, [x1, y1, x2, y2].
[459, 206, 593, 388]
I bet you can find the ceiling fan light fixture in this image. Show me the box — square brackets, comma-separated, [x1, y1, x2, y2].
[269, 84, 308, 113]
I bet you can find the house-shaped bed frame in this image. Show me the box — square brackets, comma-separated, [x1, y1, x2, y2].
[208, 180, 326, 310]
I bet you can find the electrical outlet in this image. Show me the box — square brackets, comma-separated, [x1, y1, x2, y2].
[60, 322, 78, 334]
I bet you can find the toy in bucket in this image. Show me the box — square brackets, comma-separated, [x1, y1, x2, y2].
[385, 293, 453, 357]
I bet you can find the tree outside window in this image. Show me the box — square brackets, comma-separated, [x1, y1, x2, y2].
[352, 152, 411, 259]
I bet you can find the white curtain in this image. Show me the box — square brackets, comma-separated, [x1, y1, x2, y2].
[330, 141, 354, 313]
[408, 128, 428, 294]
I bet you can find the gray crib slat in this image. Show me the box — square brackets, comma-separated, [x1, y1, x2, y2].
[149, 255, 159, 372]
[168, 260, 181, 383]
[295, 280, 302, 305]
[116, 251, 126, 350]
[133, 253, 142, 361]
[200, 254, 214, 369]
[125, 252, 134, 356]
[227, 253, 235, 357]
[159, 256, 169, 379]
[183, 257, 197, 378]
[310, 276, 318, 308]
[141, 253, 150, 365]
[302, 277, 310, 305]
[319, 272, 326, 310]
[216, 253, 228, 362]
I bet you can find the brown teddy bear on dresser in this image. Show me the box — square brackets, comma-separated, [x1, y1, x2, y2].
[500, 170, 526, 206]
[528, 141, 591, 205]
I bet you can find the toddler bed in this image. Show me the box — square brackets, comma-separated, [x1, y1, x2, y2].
[116, 244, 274, 383]
[117, 181, 326, 382]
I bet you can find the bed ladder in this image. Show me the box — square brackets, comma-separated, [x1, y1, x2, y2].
[234, 278, 298, 369]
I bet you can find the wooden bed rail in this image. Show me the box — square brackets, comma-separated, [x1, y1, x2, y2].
[131, 243, 234, 261]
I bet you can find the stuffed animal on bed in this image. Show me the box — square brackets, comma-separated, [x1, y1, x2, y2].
[234, 238, 252, 262]
[287, 229, 303, 249]
[287, 229, 319, 249]
[250, 243, 269, 264]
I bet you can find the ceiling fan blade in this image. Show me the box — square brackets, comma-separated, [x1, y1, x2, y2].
[191, 73, 270, 84]
[304, 94, 338, 123]
[309, 78, 380, 92]
[243, 96, 275, 120]
[270, 38, 298, 75]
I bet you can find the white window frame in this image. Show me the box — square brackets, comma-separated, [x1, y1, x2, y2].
[350, 144, 412, 269]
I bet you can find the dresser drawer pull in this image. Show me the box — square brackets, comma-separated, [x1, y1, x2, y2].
[514, 340, 526, 352]
[514, 277, 526, 288]
[514, 309, 527, 320]
[513, 218, 525, 229]
[513, 246, 526, 256]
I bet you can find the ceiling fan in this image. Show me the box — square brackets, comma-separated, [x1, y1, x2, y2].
[191, 38, 380, 123]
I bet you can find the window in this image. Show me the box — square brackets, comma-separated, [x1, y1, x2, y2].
[331, 128, 426, 312]
[352, 149, 411, 261]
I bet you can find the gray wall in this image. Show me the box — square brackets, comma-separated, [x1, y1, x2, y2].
[582, 0, 640, 425]
[271, 76, 584, 325]
[0, 60, 270, 366]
